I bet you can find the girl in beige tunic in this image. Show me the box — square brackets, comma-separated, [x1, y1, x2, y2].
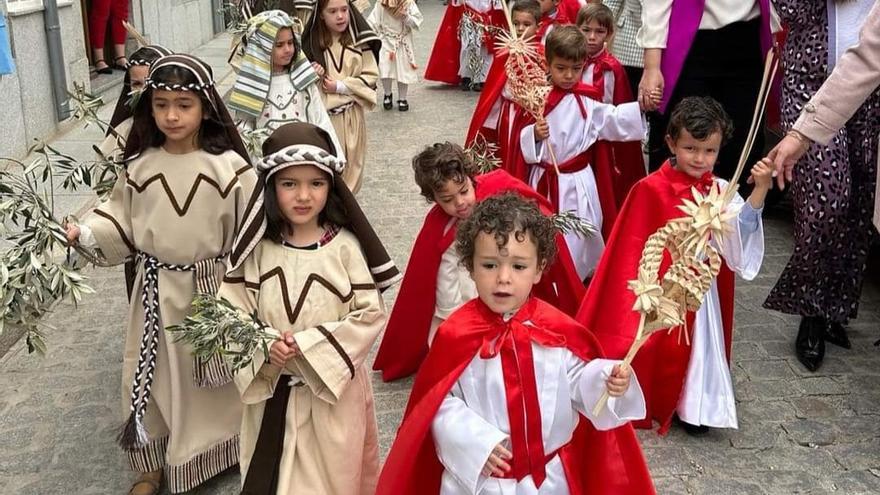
[223, 122, 401, 494]
[66, 55, 257, 495]
[302, 0, 381, 195]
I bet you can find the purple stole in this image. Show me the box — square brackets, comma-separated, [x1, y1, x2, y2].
[660, 0, 772, 113]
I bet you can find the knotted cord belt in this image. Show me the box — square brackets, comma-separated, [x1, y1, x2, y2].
[118, 252, 224, 450]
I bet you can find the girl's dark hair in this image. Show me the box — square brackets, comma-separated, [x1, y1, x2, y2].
[314, 0, 354, 50]
[456, 193, 557, 273]
[667, 96, 735, 144]
[129, 65, 234, 155]
[262, 168, 350, 242]
[511, 0, 541, 24]
[273, 26, 299, 72]
[545, 25, 588, 65]
[412, 142, 479, 202]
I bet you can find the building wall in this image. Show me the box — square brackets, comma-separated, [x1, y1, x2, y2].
[0, 0, 222, 159]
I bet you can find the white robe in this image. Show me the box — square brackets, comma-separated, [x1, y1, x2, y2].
[432, 224, 479, 344]
[432, 345, 646, 495]
[368, 2, 423, 84]
[453, 0, 503, 82]
[520, 97, 645, 279]
[677, 183, 764, 429]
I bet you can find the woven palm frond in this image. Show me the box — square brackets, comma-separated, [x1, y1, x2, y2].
[465, 134, 502, 174]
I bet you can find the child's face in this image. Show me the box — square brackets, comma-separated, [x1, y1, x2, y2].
[433, 177, 476, 220]
[322, 0, 350, 34]
[151, 89, 203, 151]
[512, 11, 538, 39]
[129, 65, 149, 92]
[272, 28, 297, 72]
[548, 56, 585, 90]
[470, 231, 544, 315]
[579, 20, 610, 57]
[537, 0, 557, 15]
[666, 129, 722, 179]
[274, 164, 331, 231]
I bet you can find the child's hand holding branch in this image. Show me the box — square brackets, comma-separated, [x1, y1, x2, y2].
[481, 443, 512, 477]
[65, 224, 81, 246]
[605, 364, 631, 397]
[269, 331, 300, 367]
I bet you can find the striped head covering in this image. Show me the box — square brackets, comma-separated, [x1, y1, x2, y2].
[229, 122, 401, 290]
[108, 45, 173, 136]
[229, 10, 320, 119]
[123, 54, 252, 165]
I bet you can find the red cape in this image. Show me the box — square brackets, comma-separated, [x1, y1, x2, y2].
[376, 297, 655, 495]
[424, 3, 507, 85]
[586, 50, 647, 205]
[373, 169, 585, 382]
[575, 161, 735, 434]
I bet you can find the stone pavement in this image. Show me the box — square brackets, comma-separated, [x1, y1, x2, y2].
[1, 2, 879, 493]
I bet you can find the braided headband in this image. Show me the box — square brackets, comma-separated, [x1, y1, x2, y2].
[259, 144, 345, 176]
[125, 46, 173, 69]
[146, 79, 216, 92]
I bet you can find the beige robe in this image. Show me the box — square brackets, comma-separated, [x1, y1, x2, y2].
[219, 232, 385, 495]
[83, 147, 256, 493]
[321, 39, 379, 195]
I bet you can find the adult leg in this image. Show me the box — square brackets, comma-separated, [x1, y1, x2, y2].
[109, 0, 129, 67]
[89, 0, 112, 72]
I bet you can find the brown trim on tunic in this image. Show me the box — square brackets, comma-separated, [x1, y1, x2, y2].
[255, 268, 376, 324]
[93, 208, 136, 253]
[126, 164, 252, 217]
[316, 324, 356, 379]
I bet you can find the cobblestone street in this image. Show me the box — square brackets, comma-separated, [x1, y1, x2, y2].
[1, 2, 879, 494]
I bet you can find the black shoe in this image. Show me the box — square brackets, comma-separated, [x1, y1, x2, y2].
[94, 59, 113, 75]
[681, 422, 710, 436]
[383, 94, 393, 110]
[471, 82, 484, 92]
[397, 99, 409, 112]
[824, 321, 851, 349]
[796, 316, 826, 372]
[460, 77, 472, 91]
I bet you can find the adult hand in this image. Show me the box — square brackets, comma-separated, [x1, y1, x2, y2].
[638, 68, 664, 112]
[765, 132, 811, 190]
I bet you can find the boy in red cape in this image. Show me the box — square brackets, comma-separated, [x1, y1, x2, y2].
[576, 3, 646, 203]
[376, 193, 654, 495]
[424, 0, 507, 91]
[517, 26, 646, 281]
[576, 97, 772, 435]
[373, 143, 585, 381]
[466, 0, 541, 180]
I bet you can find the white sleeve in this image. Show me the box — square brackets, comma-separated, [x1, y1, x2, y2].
[432, 381, 508, 495]
[519, 123, 544, 164]
[406, 3, 424, 30]
[637, 0, 673, 49]
[77, 224, 101, 250]
[569, 356, 646, 431]
[435, 251, 465, 321]
[591, 100, 647, 142]
[718, 190, 764, 281]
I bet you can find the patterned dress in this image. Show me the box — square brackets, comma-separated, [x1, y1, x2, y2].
[764, 0, 880, 323]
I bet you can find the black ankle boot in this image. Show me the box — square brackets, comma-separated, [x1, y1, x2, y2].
[824, 321, 851, 349]
[796, 316, 826, 372]
[460, 77, 472, 91]
[681, 421, 709, 436]
[382, 94, 393, 110]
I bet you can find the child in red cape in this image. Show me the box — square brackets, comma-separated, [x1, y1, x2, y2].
[466, 0, 541, 180]
[535, 0, 577, 44]
[576, 97, 772, 435]
[376, 193, 654, 495]
[424, 0, 507, 91]
[576, 3, 646, 203]
[516, 26, 647, 281]
[372, 143, 585, 382]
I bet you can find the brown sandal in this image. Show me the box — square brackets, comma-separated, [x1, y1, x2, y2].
[128, 470, 162, 495]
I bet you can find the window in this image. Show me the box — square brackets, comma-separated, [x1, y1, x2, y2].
[6, 0, 74, 16]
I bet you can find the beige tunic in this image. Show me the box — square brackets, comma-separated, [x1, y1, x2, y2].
[321, 38, 379, 195]
[219, 232, 386, 495]
[83, 147, 257, 493]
